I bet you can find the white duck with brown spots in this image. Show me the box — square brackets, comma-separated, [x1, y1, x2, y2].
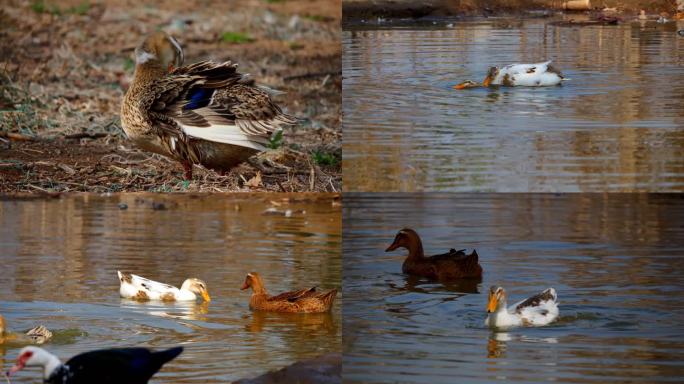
[485, 286, 559, 328]
[117, 271, 211, 302]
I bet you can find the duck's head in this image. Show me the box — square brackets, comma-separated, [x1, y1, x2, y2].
[0, 314, 5, 335]
[453, 80, 480, 90]
[483, 66, 499, 87]
[135, 31, 184, 72]
[385, 228, 421, 252]
[7, 346, 61, 379]
[241, 272, 266, 293]
[181, 278, 211, 302]
[487, 286, 507, 313]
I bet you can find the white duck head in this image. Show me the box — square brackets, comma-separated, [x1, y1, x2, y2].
[180, 278, 211, 302]
[7, 346, 62, 379]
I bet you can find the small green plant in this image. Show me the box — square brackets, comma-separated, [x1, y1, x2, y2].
[68, 2, 91, 15]
[123, 57, 135, 72]
[289, 42, 305, 50]
[304, 14, 330, 22]
[31, 0, 47, 13]
[221, 32, 254, 44]
[31, 1, 90, 15]
[267, 129, 283, 149]
[311, 150, 337, 166]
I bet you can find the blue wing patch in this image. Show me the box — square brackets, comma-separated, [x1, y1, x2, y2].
[184, 88, 214, 110]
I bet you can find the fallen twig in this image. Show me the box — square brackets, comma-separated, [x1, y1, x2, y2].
[0, 132, 34, 141]
[64, 132, 108, 140]
[284, 70, 340, 81]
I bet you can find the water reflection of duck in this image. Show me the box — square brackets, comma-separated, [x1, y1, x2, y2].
[241, 272, 337, 313]
[0, 315, 53, 345]
[385, 228, 482, 281]
[117, 271, 211, 302]
[246, 310, 335, 333]
[485, 286, 559, 328]
[454, 61, 568, 89]
[395, 275, 480, 294]
[7, 345, 183, 383]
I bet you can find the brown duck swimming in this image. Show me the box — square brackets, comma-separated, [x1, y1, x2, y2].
[0, 314, 53, 345]
[240, 272, 337, 313]
[385, 228, 483, 280]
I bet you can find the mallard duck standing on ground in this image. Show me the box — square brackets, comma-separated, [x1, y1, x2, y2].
[240, 272, 337, 313]
[454, 61, 568, 89]
[121, 31, 297, 179]
[485, 286, 559, 328]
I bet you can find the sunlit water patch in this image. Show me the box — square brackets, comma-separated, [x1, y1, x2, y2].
[0, 194, 341, 383]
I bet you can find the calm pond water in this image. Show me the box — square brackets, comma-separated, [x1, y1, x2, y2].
[343, 194, 684, 383]
[343, 18, 684, 192]
[0, 194, 341, 383]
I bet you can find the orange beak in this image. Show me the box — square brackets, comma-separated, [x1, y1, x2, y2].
[453, 83, 467, 90]
[483, 75, 492, 87]
[201, 291, 211, 302]
[486, 293, 498, 313]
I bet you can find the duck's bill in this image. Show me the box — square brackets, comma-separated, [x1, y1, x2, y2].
[385, 242, 399, 252]
[202, 291, 211, 302]
[486, 294, 498, 313]
[482, 76, 492, 87]
[240, 282, 249, 290]
[7, 363, 24, 376]
[453, 83, 468, 90]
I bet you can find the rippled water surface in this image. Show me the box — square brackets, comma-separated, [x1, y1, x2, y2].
[343, 194, 684, 383]
[343, 19, 684, 191]
[0, 194, 341, 382]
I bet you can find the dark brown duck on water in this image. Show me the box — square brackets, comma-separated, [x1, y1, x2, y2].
[385, 228, 483, 280]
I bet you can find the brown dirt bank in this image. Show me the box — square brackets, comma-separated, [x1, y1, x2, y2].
[342, 0, 679, 21]
[0, 0, 341, 192]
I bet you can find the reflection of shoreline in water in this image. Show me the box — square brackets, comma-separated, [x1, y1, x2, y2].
[246, 310, 336, 334]
[487, 331, 558, 359]
[119, 300, 210, 322]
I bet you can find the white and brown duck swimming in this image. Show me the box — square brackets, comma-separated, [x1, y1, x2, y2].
[121, 32, 297, 179]
[117, 271, 210, 302]
[240, 272, 337, 313]
[385, 228, 483, 280]
[485, 286, 559, 328]
[454, 61, 568, 89]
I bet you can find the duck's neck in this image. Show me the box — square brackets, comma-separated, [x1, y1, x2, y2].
[488, 301, 513, 326]
[38, 351, 63, 380]
[406, 238, 425, 260]
[250, 280, 268, 296]
[131, 64, 167, 88]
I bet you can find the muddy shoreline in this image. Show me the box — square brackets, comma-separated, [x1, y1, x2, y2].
[342, 0, 678, 23]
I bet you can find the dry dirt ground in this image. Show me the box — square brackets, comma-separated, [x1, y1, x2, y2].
[0, 0, 341, 192]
